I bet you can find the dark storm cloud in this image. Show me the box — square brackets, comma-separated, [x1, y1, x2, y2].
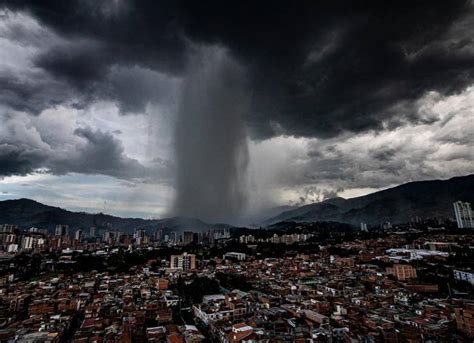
[2, 0, 188, 91]
[0, 143, 46, 176]
[0, 72, 73, 114]
[32, 39, 180, 113]
[2, 0, 474, 138]
[34, 40, 109, 90]
[56, 126, 149, 179]
[105, 66, 179, 114]
[0, 116, 168, 180]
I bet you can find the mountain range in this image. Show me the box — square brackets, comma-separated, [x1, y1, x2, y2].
[0, 174, 473, 232]
[264, 174, 474, 226]
[0, 199, 223, 233]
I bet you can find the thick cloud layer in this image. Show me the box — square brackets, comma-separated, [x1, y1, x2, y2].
[1, 1, 474, 220]
[2, 1, 474, 137]
[0, 112, 144, 179]
[248, 87, 474, 208]
[0, 106, 173, 181]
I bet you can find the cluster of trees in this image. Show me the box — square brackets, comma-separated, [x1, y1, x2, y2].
[215, 272, 252, 291]
[173, 273, 254, 306]
[173, 276, 220, 306]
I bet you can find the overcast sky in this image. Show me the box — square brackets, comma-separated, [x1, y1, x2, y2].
[0, 1, 473, 222]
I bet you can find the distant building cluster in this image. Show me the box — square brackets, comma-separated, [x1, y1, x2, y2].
[239, 233, 314, 245]
[0, 225, 232, 254]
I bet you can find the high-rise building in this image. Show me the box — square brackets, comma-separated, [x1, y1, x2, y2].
[103, 231, 120, 245]
[183, 231, 194, 246]
[154, 229, 163, 242]
[170, 252, 196, 270]
[5, 234, 16, 244]
[206, 230, 215, 245]
[89, 227, 96, 238]
[21, 236, 35, 250]
[195, 232, 202, 244]
[55, 224, 69, 237]
[170, 231, 177, 245]
[453, 201, 473, 228]
[239, 235, 255, 244]
[75, 229, 83, 241]
[134, 228, 147, 246]
[0, 224, 17, 233]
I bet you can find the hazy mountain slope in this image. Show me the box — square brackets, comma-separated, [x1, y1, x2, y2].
[264, 174, 474, 225]
[0, 198, 220, 233]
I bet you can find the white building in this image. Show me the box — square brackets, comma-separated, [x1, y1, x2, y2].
[453, 201, 473, 228]
[193, 304, 234, 324]
[7, 244, 18, 253]
[170, 252, 196, 270]
[193, 294, 232, 325]
[239, 235, 255, 244]
[163, 295, 180, 307]
[21, 236, 35, 250]
[453, 269, 474, 285]
[223, 252, 246, 261]
[75, 229, 83, 241]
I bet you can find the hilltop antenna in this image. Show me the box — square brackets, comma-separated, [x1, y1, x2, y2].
[103, 200, 107, 214]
